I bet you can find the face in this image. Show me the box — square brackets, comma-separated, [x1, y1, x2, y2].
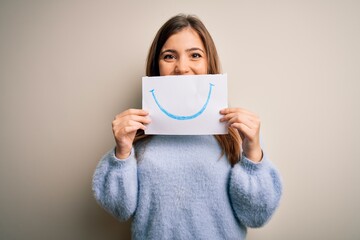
[159, 27, 208, 76]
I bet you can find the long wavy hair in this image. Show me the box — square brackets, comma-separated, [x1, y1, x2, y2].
[135, 14, 241, 166]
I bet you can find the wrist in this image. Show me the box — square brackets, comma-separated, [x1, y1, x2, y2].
[244, 147, 263, 163]
[115, 146, 131, 159]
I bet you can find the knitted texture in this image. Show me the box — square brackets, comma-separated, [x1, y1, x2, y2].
[93, 135, 282, 240]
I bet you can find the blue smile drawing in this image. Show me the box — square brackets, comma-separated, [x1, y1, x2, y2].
[150, 83, 215, 120]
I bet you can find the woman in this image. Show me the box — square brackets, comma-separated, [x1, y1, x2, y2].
[93, 14, 282, 239]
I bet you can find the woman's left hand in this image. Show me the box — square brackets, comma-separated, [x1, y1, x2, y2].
[220, 108, 263, 162]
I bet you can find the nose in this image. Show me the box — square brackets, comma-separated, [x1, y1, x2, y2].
[174, 57, 190, 75]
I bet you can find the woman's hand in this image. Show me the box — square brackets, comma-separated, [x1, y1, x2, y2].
[112, 109, 151, 159]
[220, 108, 262, 162]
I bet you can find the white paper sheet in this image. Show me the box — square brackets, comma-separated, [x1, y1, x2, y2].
[142, 74, 228, 135]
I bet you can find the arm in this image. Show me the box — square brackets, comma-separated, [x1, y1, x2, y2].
[92, 109, 150, 220]
[220, 107, 282, 227]
[229, 153, 282, 228]
[92, 148, 138, 221]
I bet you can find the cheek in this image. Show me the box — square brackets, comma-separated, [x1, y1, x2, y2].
[194, 61, 208, 74]
[159, 61, 172, 76]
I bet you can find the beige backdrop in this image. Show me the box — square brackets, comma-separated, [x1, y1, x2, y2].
[1, 0, 359, 239]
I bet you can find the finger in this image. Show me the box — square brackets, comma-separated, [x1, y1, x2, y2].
[221, 112, 260, 127]
[220, 112, 256, 128]
[126, 119, 149, 131]
[124, 115, 151, 124]
[219, 112, 240, 122]
[123, 124, 147, 134]
[230, 116, 257, 129]
[231, 123, 254, 139]
[221, 108, 259, 123]
[116, 109, 149, 119]
[229, 114, 260, 127]
[116, 121, 147, 136]
[113, 117, 149, 133]
[113, 115, 151, 129]
[220, 108, 258, 119]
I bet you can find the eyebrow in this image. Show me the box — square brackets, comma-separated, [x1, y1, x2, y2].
[160, 47, 205, 56]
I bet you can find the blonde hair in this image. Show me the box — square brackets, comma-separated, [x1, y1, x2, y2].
[136, 14, 241, 165]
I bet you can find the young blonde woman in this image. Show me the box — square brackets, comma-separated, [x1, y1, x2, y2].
[93, 14, 282, 240]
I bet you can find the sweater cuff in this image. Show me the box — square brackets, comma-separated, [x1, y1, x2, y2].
[108, 147, 136, 167]
[240, 152, 270, 174]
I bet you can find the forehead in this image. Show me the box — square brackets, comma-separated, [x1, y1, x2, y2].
[162, 27, 205, 49]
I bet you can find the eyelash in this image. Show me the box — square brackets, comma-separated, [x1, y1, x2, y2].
[162, 52, 203, 61]
[191, 53, 202, 58]
[163, 54, 176, 60]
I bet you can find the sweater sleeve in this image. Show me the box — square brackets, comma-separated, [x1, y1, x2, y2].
[92, 148, 138, 221]
[229, 153, 282, 228]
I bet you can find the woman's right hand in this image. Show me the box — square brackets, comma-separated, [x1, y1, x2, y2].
[112, 109, 151, 159]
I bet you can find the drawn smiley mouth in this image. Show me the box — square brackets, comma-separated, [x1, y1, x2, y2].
[150, 83, 215, 120]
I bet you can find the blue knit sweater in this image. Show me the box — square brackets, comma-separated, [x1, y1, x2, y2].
[93, 135, 282, 240]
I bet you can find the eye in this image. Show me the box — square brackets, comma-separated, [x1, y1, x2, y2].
[163, 54, 176, 60]
[191, 53, 202, 58]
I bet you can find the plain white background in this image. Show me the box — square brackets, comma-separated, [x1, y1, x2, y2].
[1, 0, 359, 239]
